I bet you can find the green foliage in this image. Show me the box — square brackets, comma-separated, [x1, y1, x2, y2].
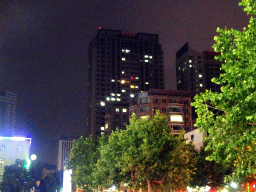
[44, 170, 63, 192]
[0, 159, 36, 192]
[192, 0, 256, 180]
[68, 135, 100, 191]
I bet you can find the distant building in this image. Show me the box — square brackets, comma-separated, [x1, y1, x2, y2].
[57, 139, 73, 171]
[0, 136, 32, 181]
[184, 128, 207, 150]
[87, 28, 165, 137]
[127, 89, 196, 135]
[0, 91, 17, 133]
[176, 42, 222, 93]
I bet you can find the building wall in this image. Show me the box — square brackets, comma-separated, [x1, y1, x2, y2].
[184, 128, 207, 150]
[0, 137, 31, 181]
[0, 91, 17, 133]
[87, 28, 165, 137]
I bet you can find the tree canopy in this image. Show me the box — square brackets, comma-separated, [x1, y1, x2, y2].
[192, 0, 256, 180]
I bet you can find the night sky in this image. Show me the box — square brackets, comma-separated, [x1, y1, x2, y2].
[0, 0, 249, 165]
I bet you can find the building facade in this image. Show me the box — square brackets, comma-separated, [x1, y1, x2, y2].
[0, 91, 17, 133]
[176, 43, 221, 93]
[128, 89, 195, 135]
[57, 139, 73, 171]
[0, 136, 31, 181]
[184, 128, 207, 150]
[87, 28, 164, 137]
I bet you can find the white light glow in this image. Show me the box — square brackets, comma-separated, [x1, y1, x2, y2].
[135, 86, 138, 88]
[122, 89, 126, 92]
[111, 93, 115, 96]
[170, 115, 183, 122]
[122, 109, 127, 113]
[200, 84, 203, 87]
[122, 71, 125, 74]
[31, 154, 37, 161]
[189, 65, 192, 67]
[125, 49, 130, 53]
[130, 94, 135, 98]
[230, 182, 238, 189]
[117, 98, 121, 101]
[199, 74, 202, 78]
[149, 56, 153, 59]
[116, 108, 119, 112]
[122, 58, 125, 61]
[130, 85, 135, 88]
[189, 60, 192, 63]
[145, 82, 149, 84]
[106, 97, 110, 101]
[101, 127, 105, 131]
[111, 98, 115, 101]
[100, 101, 105, 106]
[121, 80, 125, 84]
[111, 79, 115, 82]
[117, 94, 121, 96]
[145, 60, 149, 62]
[135, 77, 139, 79]
[0, 137, 27, 141]
[144, 55, 148, 58]
[63, 169, 72, 192]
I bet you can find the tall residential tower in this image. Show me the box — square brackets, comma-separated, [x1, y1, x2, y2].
[87, 28, 165, 137]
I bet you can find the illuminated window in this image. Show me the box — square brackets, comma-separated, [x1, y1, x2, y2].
[125, 49, 130, 53]
[145, 60, 149, 62]
[122, 58, 126, 61]
[105, 124, 108, 129]
[101, 127, 105, 131]
[0, 145, 5, 152]
[111, 79, 115, 82]
[130, 85, 135, 88]
[149, 56, 153, 59]
[111, 98, 115, 101]
[130, 94, 135, 98]
[111, 93, 115, 96]
[145, 82, 149, 85]
[100, 101, 105, 106]
[123, 109, 127, 113]
[122, 89, 126, 93]
[170, 115, 183, 122]
[144, 55, 148, 58]
[16, 146, 21, 152]
[106, 97, 110, 101]
[135, 77, 139, 79]
[135, 86, 138, 88]
[189, 65, 192, 67]
[117, 94, 121, 96]
[116, 108, 120, 112]
[199, 74, 202, 78]
[200, 84, 203, 87]
[121, 80, 125, 84]
[117, 98, 121, 101]
[122, 71, 125, 74]
[189, 60, 192, 63]
[122, 49, 125, 52]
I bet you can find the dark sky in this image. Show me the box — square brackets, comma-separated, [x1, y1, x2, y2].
[0, 0, 249, 165]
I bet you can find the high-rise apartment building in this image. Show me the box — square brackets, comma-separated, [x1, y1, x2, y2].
[87, 28, 164, 137]
[0, 91, 17, 133]
[176, 43, 221, 92]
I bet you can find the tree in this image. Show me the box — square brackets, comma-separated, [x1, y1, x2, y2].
[68, 136, 99, 191]
[192, 0, 256, 180]
[0, 159, 36, 192]
[115, 111, 195, 191]
[44, 170, 63, 192]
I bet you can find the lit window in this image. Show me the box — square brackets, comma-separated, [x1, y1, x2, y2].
[122, 89, 126, 92]
[189, 65, 192, 67]
[149, 56, 153, 59]
[16, 146, 21, 152]
[123, 109, 127, 113]
[135, 77, 139, 79]
[122, 58, 126, 61]
[200, 84, 203, 87]
[105, 124, 108, 129]
[170, 115, 183, 122]
[116, 108, 120, 112]
[111, 93, 115, 96]
[111, 98, 115, 101]
[121, 80, 125, 84]
[145, 60, 149, 62]
[117, 98, 121, 101]
[117, 94, 121, 96]
[130, 85, 135, 88]
[144, 55, 148, 58]
[111, 79, 115, 82]
[100, 101, 105, 106]
[135, 86, 138, 88]
[101, 127, 105, 131]
[189, 60, 192, 63]
[0, 159, 4, 166]
[122, 49, 125, 52]
[199, 74, 202, 78]
[145, 82, 149, 85]
[178, 67, 180, 70]
[106, 97, 110, 101]
[122, 71, 125, 74]
[126, 49, 130, 53]
[140, 116, 149, 119]
[130, 94, 135, 98]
